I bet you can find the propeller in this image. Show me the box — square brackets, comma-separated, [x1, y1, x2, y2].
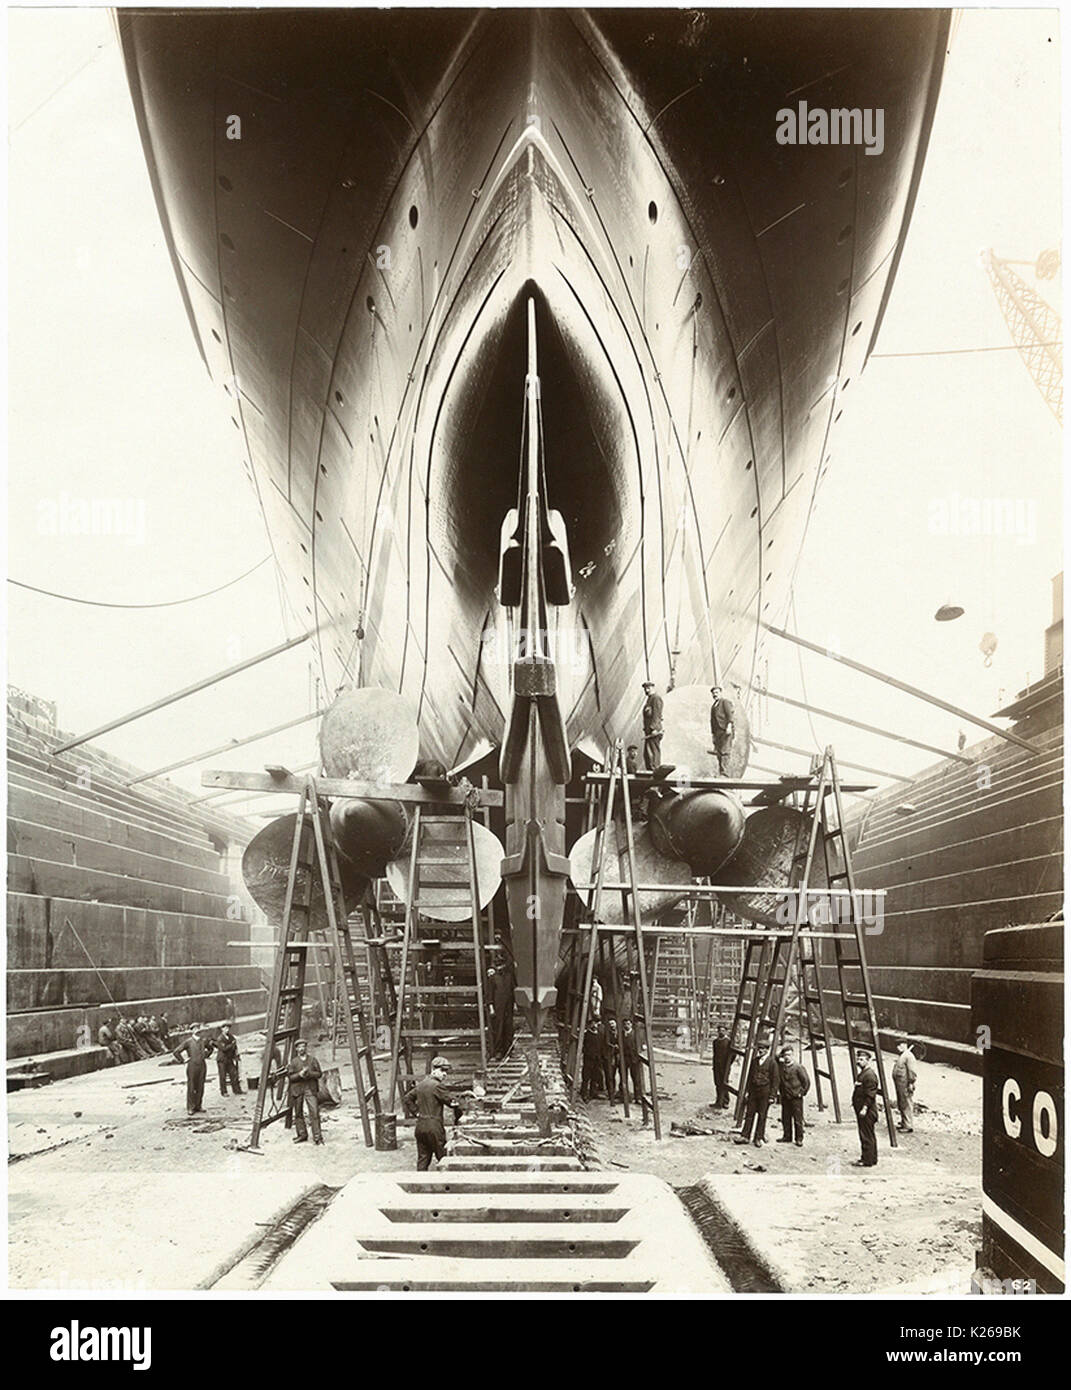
[716, 805, 827, 926]
[242, 688, 418, 917]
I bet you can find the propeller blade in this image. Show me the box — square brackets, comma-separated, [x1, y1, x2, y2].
[241, 812, 369, 928]
[717, 805, 827, 926]
[660, 683, 751, 778]
[319, 687, 420, 782]
[386, 819, 505, 923]
[569, 822, 689, 924]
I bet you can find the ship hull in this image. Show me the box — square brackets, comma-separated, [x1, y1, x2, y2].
[119, 7, 949, 768]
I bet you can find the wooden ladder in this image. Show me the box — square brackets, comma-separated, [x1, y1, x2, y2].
[387, 806, 490, 1109]
[569, 740, 662, 1139]
[651, 924, 700, 1048]
[728, 749, 895, 1145]
[249, 777, 381, 1148]
[795, 748, 897, 1146]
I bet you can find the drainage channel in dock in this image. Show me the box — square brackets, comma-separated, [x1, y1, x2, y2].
[676, 1184, 784, 1293]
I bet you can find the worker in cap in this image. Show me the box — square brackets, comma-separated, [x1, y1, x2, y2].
[734, 1031, 779, 1148]
[215, 1021, 243, 1097]
[640, 681, 663, 770]
[287, 1039, 323, 1144]
[413, 1056, 464, 1171]
[776, 1046, 810, 1146]
[172, 1023, 213, 1116]
[708, 685, 735, 775]
[851, 1048, 880, 1167]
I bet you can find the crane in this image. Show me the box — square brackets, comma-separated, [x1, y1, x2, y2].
[981, 248, 1062, 423]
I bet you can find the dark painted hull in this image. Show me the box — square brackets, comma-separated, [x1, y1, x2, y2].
[119, 7, 949, 769]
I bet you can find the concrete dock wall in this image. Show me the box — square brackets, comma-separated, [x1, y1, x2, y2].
[825, 673, 1062, 1067]
[6, 688, 267, 1078]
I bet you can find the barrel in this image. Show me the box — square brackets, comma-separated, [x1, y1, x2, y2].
[374, 1112, 398, 1151]
[971, 921, 1064, 1293]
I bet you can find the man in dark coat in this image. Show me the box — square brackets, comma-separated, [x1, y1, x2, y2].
[852, 1048, 880, 1166]
[287, 1039, 323, 1144]
[413, 1056, 463, 1170]
[488, 960, 515, 1059]
[734, 1035, 779, 1148]
[580, 1018, 604, 1100]
[777, 1046, 811, 1146]
[708, 686, 735, 774]
[172, 1024, 213, 1115]
[602, 1017, 621, 1103]
[641, 682, 664, 770]
[621, 1018, 648, 1111]
[711, 1024, 732, 1108]
[215, 1022, 242, 1096]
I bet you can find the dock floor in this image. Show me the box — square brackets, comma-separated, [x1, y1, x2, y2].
[8, 1032, 982, 1294]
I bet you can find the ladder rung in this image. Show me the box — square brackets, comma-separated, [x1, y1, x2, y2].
[418, 878, 474, 889]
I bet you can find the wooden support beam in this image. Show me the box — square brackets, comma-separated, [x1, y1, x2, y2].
[753, 687, 974, 765]
[189, 760, 319, 806]
[762, 623, 1043, 754]
[54, 631, 315, 753]
[573, 924, 868, 940]
[200, 768, 504, 807]
[571, 881, 884, 896]
[583, 771, 875, 794]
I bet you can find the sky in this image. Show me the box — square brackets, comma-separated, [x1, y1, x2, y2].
[765, 6, 1063, 784]
[5, 6, 1064, 818]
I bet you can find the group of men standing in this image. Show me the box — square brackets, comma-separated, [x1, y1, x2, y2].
[580, 1013, 648, 1110]
[730, 1033, 811, 1149]
[714, 1025, 919, 1166]
[170, 1021, 244, 1116]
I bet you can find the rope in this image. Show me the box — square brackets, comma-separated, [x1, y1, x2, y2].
[8, 555, 271, 609]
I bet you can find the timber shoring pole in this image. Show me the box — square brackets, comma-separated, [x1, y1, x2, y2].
[127, 708, 326, 786]
[54, 631, 315, 754]
[752, 686, 974, 765]
[752, 737, 913, 784]
[762, 623, 1043, 754]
